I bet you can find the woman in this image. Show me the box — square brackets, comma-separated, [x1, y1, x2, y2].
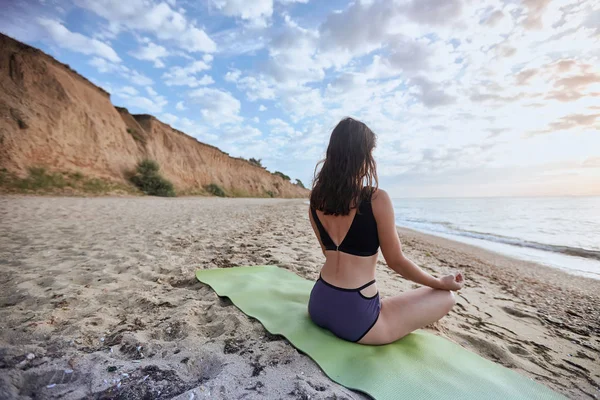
[308, 117, 464, 345]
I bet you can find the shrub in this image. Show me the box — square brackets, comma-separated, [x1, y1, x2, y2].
[265, 190, 275, 198]
[126, 127, 146, 144]
[295, 179, 305, 188]
[0, 168, 12, 186]
[248, 158, 265, 168]
[136, 159, 159, 175]
[128, 159, 175, 197]
[69, 171, 84, 181]
[205, 183, 226, 197]
[273, 171, 291, 181]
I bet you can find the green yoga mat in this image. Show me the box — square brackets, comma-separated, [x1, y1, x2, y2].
[196, 265, 564, 400]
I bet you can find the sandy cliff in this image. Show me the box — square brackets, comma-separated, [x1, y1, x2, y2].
[0, 33, 307, 197]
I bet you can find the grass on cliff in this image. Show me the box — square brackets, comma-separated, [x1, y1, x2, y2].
[0, 164, 303, 198]
[128, 159, 176, 197]
[205, 183, 226, 197]
[126, 128, 146, 145]
[0, 167, 135, 195]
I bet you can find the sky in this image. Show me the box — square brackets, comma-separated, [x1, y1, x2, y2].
[1, 0, 599, 198]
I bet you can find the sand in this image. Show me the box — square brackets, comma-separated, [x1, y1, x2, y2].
[0, 196, 599, 399]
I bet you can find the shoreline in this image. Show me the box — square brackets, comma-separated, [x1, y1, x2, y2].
[1, 197, 598, 399]
[395, 224, 600, 281]
[391, 196, 600, 281]
[395, 225, 600, 286]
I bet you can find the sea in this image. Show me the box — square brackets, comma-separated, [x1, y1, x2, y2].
[393, 197, 600, 280]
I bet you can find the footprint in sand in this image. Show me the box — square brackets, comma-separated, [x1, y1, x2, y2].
[203, 322, 226, 339]
[501, 306, 542, 323]
[507, 344, 530, 356]
[456, 332, 516, 367]
[169, 277, 203, 290]
[156, 320, 189, 341]
[15, 369, 89, 398]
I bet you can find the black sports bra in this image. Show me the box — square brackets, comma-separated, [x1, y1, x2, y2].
[311, 200, 380, 257]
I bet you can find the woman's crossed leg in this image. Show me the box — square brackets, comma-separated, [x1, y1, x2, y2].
[359, 287, 456, 345]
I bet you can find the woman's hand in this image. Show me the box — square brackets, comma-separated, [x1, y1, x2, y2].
[436, 272, 464, 291]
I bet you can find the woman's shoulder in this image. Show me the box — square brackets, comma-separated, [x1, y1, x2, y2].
[363, 187, 390, 203]
[359, 188, 390, 214]
[368, 188, 392, 216]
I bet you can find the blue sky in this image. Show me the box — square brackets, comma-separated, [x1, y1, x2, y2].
[2, 0, 599, 197]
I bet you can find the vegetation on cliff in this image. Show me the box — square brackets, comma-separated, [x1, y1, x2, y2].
[128, 160, 176, 197]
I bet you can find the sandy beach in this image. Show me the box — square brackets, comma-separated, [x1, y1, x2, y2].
[1, 196, 599, 399]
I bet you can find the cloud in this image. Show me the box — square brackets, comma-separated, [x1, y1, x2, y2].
[162, 60, 214, 87]
[555, 59, 577, 73]
[549, 114, 599, 129]
[210, 26, 268, 55]
[129, 70, 154, 86]
[583, 157, 600, 168]
[521, 0, 552, 30]
[210, 0, 273, 26]
[267, 118, 302, 137]
[487, 128, 508, 138]
[554, 73, 600, 91]
[89, 57, 120, 73]
[280, 86, 325, 120]
[326, 73, 368, 95]
[220, 125, 263, 142]
[545, 91, 599, 103]
[379, 143, 495, 179]
[161, 113, 179, 125]
[120, 86, 139, 96]
[236, 75, 276, 101]
[402, 0, 463, 26]
[122, 96, 166, 113]
[266, 16, 323, 84]
[89, 57, 153, 86]
[531, 113, 600, 136]
[188, 87, 242, 126]
[129, 42, 168, 68]
[265, 2, 462, 87]
[76, 0, 216, 52]
[469, 90, 521, 103]
[540, 61, 600, 102]
[495, 43, 517, 58]
[382, 36, 433, 73]
[515, 69, 537, 85]
[319, 1, 397, 55]
[484, 10, 505, 27]
[224, 69, 241, 82]
[36, 18, 120, 62]
[259, 105, 267, 111]
[114, 85, 168, 113]
[176, 101, 187, 111]
[411, 77, 456, 107]
[210, 0, 310, 29]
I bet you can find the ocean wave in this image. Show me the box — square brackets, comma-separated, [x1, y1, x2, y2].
[397, 219, 600, 262]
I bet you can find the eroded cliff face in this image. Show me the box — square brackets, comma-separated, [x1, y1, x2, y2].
[0, 34, 307, 198]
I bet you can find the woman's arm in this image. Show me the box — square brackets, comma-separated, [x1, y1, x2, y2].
[308, 208, 327, 257]
[372, 189, 444, 289]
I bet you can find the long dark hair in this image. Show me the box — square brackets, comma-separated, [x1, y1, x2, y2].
[310, 117, 378, 216]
